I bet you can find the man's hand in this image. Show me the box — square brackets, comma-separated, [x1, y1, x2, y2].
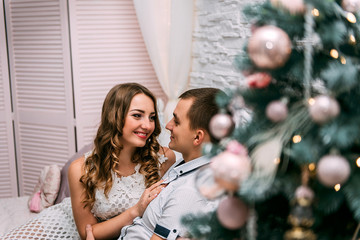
[86, 224, 95, 240]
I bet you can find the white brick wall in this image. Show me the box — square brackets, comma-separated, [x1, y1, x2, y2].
[190, 0, 263, 90]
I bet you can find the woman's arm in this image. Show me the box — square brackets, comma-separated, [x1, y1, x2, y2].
[68, 157, 97, 239]
[68, 158, 164, 240]
[159, 147, 176, 177]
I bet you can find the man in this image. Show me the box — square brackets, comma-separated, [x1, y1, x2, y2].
[87, 87, 221, 240]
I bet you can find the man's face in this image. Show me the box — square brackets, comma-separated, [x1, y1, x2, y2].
[165, 98, 195, 156]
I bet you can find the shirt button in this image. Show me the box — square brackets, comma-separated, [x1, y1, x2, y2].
[179, 170, 183, 174]
[173, 229, 177, 233]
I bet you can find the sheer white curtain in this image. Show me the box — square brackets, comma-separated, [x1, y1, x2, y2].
[133, 0, 194, 146]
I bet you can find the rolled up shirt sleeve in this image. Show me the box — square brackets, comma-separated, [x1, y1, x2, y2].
[154, 183, 206, 239]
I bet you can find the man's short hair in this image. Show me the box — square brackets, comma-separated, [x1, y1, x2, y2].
[179, 88, 221, 143]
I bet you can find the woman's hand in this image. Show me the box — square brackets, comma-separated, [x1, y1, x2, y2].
[83, 181, 166, 240]
[132, 180, 166, 217]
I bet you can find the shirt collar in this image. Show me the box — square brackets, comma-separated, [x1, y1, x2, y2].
[162, 156, 210, 184]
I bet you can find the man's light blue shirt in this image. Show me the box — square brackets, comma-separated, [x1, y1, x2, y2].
[119, 156, 211, 240]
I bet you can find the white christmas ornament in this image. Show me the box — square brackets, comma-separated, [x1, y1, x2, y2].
[209, 113, 234, 139]
[317, 154, 351, 187]
[266, 100, 288, 122]
[217, 196, 249, 230]
[308, 95, 340, 124]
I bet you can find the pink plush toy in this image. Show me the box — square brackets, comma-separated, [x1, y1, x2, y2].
[28, 164, 61, 213]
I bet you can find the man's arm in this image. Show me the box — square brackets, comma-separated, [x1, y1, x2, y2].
[85, 225, 95, 240]
[150, 234, 165, 240]
[152, 183, 206, 240]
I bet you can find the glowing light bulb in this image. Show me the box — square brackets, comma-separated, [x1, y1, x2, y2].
[340, 56, 346, 64]
[356, 157, 360, 167]
[330, 49, 339, 59]
[274, 158, 281, 165]
[308, 163, 316, 171]
[292, 135, 302, 143]
[312, 8, 320, 17]
[347, 12, 357, 23]
[349, 34, 356, 45]
[308, 98, 315, 105]
[334, 184, 341, 191]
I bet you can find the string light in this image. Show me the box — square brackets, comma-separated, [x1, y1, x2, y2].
[292, 135, 302, 143]
[340, 56, 346, 64]
[308, 163, 316, 172]
[349, 34, 356, 45]
[356, 157, 360, 167]
[334, 184, 341, 191]
[312, 8, 319, 17]
[346, 12, 357, 23]
[308, 98, 315, 105]
[274, 158, 281, 165]
[330, 49, 339, 59]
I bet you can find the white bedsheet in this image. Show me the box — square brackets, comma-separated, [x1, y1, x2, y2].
[0, 196, 38, 235]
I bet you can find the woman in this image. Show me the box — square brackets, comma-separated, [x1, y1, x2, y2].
[2, 83, 175, 239]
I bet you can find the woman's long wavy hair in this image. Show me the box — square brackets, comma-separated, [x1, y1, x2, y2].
[80, 83, 162, 208]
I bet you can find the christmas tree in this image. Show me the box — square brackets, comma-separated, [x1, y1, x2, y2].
[182, 0, 360, 239]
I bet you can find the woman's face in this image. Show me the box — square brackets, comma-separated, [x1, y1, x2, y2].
[120, 93, 156, 149]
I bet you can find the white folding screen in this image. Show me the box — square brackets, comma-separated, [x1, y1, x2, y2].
[1, 0, 166, 198]
[4, 0, 75, 196]
[68, 0, 166, 148]
[0, 0, 17, 198]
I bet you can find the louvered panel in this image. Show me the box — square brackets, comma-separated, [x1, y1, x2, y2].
[83, 125, 97, 146]
[69, 0, 166, 148]
[5, 0, 76, 195]
[0, 122, 17, 198]
[18, 122, 69, 195]
[0, 78, 4, 112]
[8, 0, 67, 113]
[0, 68, 4, 111]
[0, 0, 17, 198]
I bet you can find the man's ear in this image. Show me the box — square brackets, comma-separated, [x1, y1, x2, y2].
[194, 129, 206, 146]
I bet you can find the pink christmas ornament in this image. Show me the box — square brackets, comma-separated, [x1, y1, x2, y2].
[248, 25, 292, 69]
[217, 196, 249, 230]
[342, 0, 360, 12]
[271, 0, 305, 14]
[195, 166, 225, 200]
[210, 150, 252, 192]
[317, 154, 351, 187]
[226, 140, 248, 156]
[295, 185, 315, 201]
[266, 100, 288, 122]
[209, 113, 234, 139]
[247, 72, 272, 88]
[309, 95, 340, 124]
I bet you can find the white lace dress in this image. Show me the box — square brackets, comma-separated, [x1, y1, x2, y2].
[1, 153, 167, 240]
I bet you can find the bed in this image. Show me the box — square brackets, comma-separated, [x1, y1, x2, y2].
[0, 196, 38, 235]
[0, 144, 93, 236]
